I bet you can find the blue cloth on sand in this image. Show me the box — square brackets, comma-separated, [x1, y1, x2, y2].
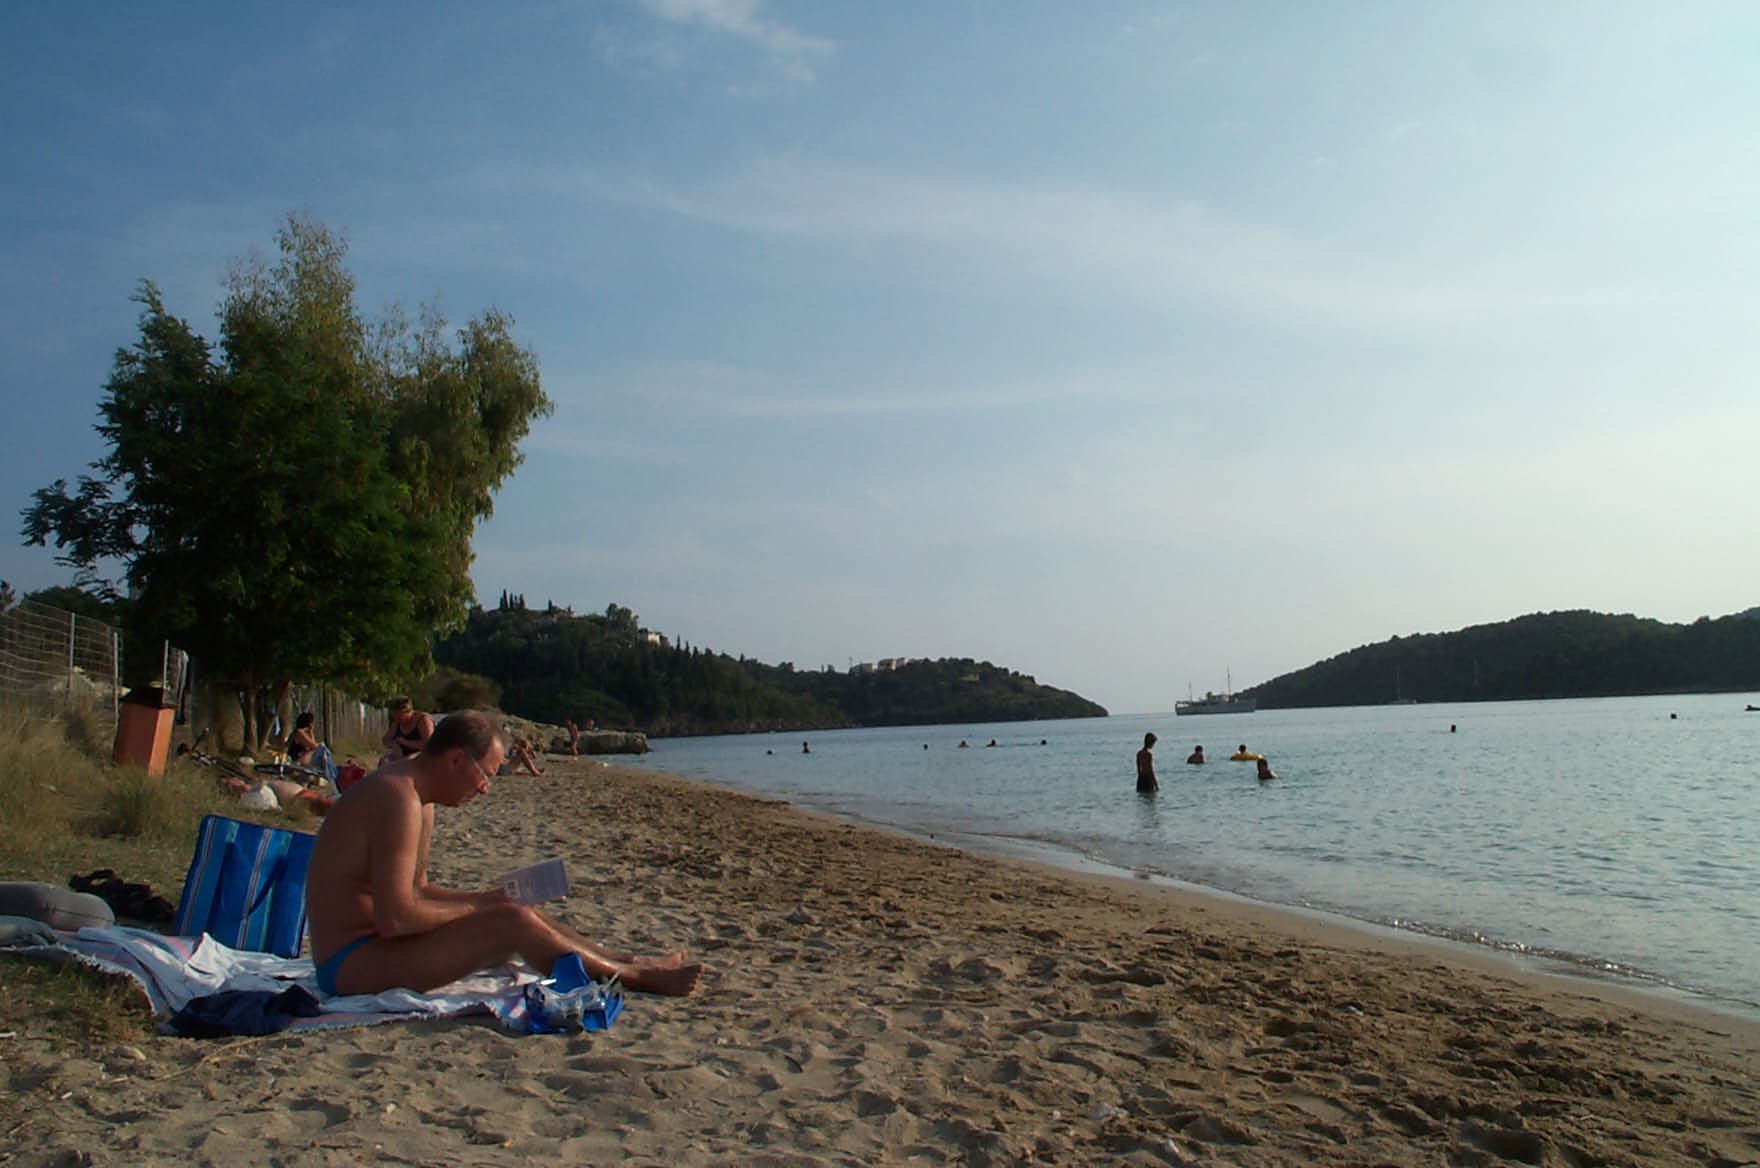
[520, 953, 622, 1033]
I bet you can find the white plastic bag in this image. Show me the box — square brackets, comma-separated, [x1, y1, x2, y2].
[240, 783, 280, 811]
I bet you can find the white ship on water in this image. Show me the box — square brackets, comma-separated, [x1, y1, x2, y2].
[1175, 670, 1256, 716]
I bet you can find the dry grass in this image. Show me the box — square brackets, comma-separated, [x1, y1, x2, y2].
[0, 701, 320, 1047]
[321, 730, 383, 771]
[0, 704, 226, 892]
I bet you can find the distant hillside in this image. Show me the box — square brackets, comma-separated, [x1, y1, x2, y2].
[743, 657, 1106, 728]
[433, 598, 1106, 734]
[1244, 608, 1760, 708]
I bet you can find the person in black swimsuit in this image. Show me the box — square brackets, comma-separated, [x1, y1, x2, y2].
[382, 698, 434, 763]
[1136, 732, 1159, 793]
[287, 712, 320, 765]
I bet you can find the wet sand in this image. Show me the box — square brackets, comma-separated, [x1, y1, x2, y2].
[6, 756, 1760, 1166]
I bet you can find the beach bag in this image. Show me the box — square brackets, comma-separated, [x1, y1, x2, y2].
[173, 815, 316, 958]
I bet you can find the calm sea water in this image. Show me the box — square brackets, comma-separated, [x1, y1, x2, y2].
[624, 694, 1760, 1010]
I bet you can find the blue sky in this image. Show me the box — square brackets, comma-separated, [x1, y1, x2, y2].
[4, 2, 1757, 714]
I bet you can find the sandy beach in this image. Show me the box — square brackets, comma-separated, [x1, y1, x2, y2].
[6, 755, 1760, 1167]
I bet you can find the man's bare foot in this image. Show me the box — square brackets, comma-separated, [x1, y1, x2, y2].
[620, 962, 703, 996]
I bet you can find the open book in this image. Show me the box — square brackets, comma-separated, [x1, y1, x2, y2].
[498, 857, 570, 905]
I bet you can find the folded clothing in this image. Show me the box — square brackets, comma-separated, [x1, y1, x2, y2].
[166, 985, 325, 1037]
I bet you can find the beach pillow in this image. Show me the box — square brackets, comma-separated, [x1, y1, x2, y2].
[173, 815, 316, 958]
[0, 881, 115, 930]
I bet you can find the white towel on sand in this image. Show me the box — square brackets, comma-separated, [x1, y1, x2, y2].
[34, 925, 553, 1031]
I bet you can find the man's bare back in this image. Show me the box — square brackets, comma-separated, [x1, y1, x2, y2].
[305, 711, 701, 998]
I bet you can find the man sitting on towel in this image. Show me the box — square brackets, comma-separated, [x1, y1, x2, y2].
[306, 709, 701, 997]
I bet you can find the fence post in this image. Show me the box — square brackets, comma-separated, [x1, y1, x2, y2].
[66, 610, 77, 713]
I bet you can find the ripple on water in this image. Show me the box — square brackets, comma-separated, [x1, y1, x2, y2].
[635, 696, 1760, 1006]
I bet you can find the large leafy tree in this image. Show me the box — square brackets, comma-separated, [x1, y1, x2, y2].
[22, 214, 551, 747]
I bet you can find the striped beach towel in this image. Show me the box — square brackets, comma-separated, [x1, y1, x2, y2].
[173, 815, 316, 958]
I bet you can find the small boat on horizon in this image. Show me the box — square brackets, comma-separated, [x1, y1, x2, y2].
[1176, 671, 1256, 716]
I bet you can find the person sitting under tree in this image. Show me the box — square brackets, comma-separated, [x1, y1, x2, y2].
[381, 697, 434, 763]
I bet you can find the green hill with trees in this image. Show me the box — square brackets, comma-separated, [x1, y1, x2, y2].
[1243, 608, 1760, 708]
[743, 656, 1106, 729]
[433, 597, 1106, 734]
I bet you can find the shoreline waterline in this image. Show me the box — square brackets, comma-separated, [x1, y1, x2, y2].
[633, 693, 1760, 1016]
[654, 759, 1760, 1032]
[16, 754, 1759, 1165]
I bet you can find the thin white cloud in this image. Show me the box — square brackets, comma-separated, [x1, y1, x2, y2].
[598, 357, 1173, 418]
[593, 28, 688, 75]
[627, 0, 834, 84]
[546, 159, 1643, 339]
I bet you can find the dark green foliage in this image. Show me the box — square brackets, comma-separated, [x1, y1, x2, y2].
[436, 601, 1107, 734]
[435, 601, 840, 733]
[19, 585, 114, 621]
[377, 306, 550, 639]
[21, 214, 551, 746]
[744, 657, 1107, 727]
[1245, 608, 1760, 708]
[413, 665, 502, 713]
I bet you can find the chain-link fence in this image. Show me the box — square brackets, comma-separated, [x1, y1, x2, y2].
[0, 596, 125, 738]
[2, 594, 381, 756]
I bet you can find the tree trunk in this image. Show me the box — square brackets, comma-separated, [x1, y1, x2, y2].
[270, 678, 293, 752]
[239, 674, 257, 755]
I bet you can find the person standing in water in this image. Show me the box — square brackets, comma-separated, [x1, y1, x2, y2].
[1136, 732, 1159, 793]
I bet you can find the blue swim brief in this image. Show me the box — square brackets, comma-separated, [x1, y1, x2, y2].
[314, 933, 376, 997]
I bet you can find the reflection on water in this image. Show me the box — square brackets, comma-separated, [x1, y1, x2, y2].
[1132, 788, 1162, 839]
[630, 693, 1760, 1007]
